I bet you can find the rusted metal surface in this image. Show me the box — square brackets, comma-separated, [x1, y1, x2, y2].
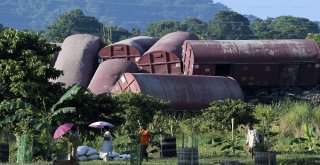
[138, 31, 198, 74]
[112, 73, 244, 110]
[183, 39, 320, 64]
[52, 34, 103, 87]
[88, 59, 138, 95]
[183, 39, 320, 87]
[98, 36, 157, 63]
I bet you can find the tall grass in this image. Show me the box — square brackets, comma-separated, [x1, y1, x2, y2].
[274, 100, 320, 137]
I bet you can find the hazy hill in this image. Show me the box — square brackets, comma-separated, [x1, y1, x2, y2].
[0, 0, 230, 31]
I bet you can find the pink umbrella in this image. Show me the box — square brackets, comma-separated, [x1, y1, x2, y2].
[53, 123, 74, 139]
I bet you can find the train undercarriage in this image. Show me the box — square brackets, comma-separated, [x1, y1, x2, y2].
[243, 85, 320, 104]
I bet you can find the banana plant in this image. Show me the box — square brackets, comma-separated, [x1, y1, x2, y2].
[209, 136, 245, 155]
[0, 84, 82, 131]
[0, 84, 82, 162]
[291, 123, 320, 152]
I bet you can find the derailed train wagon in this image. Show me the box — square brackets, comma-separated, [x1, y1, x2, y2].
[98, 36, 157, 63]
[112, 73, 244, 110]
[137, 31, 198, 74]
[52, 34, 103, 87]
[182, 39, 320, 88]
[88, 59, 138, 95]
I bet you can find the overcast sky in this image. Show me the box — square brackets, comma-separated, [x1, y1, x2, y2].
[214, 0, 320, 21]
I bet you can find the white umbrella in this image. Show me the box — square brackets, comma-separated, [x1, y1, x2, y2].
[89, 121, 115, 133]
[89, 121, 114, 129]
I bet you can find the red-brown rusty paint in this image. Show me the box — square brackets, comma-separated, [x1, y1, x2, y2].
[138, 31, 198, 74]
[98, 36, 157, 63]
[112, 73, 244, 110]
[182, 39, 320, 87]
[183, 39, 320, 64]
[88, 59, 138, 95]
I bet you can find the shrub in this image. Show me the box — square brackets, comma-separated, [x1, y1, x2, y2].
[202, 99, 255, 132]
[112, 93, 172, 134]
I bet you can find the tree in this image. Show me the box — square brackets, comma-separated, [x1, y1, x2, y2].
[181, 18, 208, 39]
[272, 16, 318, 39]
[102, 25, 132, 44]
[0, 23, 5, 32]
[251, 16, 319, 39]
[306, 33, 320, 45]
[0, 29, 64, 107]
[207, 11, 254, 40]
[112, 93, 172, 134]
[250, 18, 274, 39]
[202, 99, 256, 132]
[0, 29, 66, 162]
[44, 9, 103, 42]
[144, 20, 182, 38]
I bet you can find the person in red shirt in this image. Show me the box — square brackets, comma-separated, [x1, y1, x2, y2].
[138, 124, 150, 162]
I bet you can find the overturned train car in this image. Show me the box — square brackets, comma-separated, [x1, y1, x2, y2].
[88, 59, 139, 95]
[112, 73, 244, 110]
[98, 36, 158, 63]
[137, 31, 198, 74]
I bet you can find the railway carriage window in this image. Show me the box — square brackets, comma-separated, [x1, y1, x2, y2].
[194, 64, 199, 69]
[215, 64, 231, 76]
[315, 64, 320, 68]
[205, 68, 211, 72]
[264, 66, 271, 71]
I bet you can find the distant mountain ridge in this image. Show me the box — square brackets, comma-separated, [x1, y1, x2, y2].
[0, 0, 231, 31]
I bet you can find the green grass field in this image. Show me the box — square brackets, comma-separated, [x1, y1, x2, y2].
[76, 153, 320, 165]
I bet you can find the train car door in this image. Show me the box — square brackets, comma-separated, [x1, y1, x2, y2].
[215, 64, 231, 76]
[278, 64, 299, 86]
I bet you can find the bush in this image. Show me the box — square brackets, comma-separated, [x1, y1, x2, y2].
[112, 93, 172, 134]
[202, 99, 255, 132]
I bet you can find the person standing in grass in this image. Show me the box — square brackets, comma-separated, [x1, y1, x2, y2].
[246, 122, 259, 158]
[101, 126, 112, 161]
[138, 124, 150, 162]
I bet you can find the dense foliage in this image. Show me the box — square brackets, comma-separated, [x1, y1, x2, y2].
[44, 9, 103, 42]
[112, 92, 172, 134]
[0, 24, 5, 32]
[251, 16, 319, 39]
[306, 33, 320, 45]
[202, 99, 256, 132]
[207, 11, 254, 39]
[0, 29, 66, 162]
[145, 20, 182, 38]
[0, 29, 64, 107]
[0, 0, 229, 31]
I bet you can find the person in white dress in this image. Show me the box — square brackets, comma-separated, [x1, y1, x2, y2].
[100, 126, 112, 161]
[246, 122, 259, 158]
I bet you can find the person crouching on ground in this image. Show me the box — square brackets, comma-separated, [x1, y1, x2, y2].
[64, 126, 82, 160]
[138, 124, 150, 162]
